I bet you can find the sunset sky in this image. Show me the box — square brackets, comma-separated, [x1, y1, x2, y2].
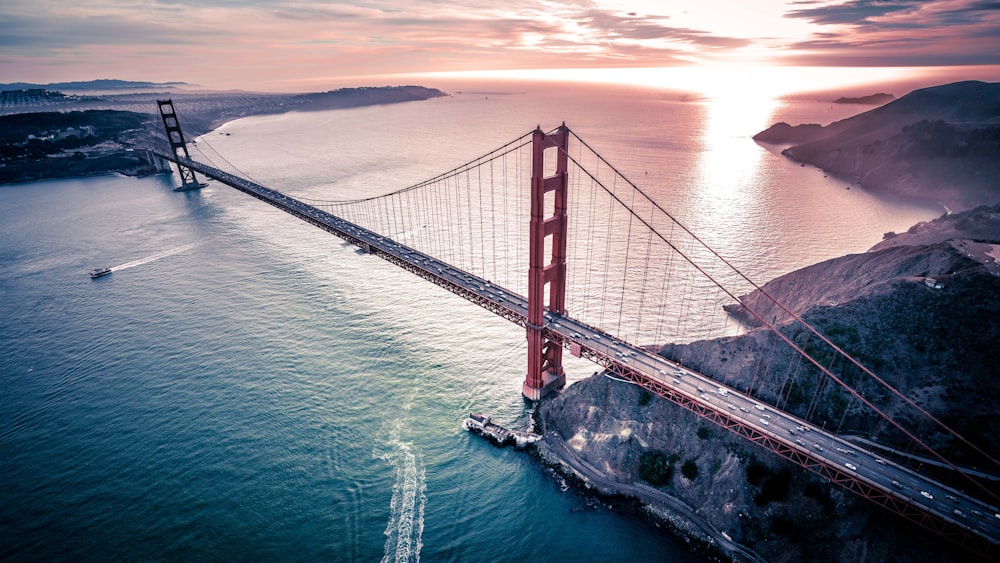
[2, 0, 999, 91]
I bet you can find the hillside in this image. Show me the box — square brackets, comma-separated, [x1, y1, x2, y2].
[0, 85, 446, 184]
[754, 81, 1000, 211]
[537, 204, 1000, 561]
[833, 93, 895, 105]
[0, 110, 159, 183]
[0, 79, 189, 91]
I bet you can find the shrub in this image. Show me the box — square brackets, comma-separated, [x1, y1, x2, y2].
[639, 451, 673, 486]
[746, 461, 767, 486]
[755, 468, 792, 505]
[681, 460, 699, 480]
[638, 390, 652, 406]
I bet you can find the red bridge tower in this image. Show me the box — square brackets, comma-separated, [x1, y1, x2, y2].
[523, 125, 569, 400]
[157, 99, 205, 191]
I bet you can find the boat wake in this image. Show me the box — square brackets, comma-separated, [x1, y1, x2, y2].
[376, 428, 426, 563]
[111, 243, 200, 272]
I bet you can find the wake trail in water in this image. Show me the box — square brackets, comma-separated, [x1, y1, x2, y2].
[376, 426, 426, 563]
[111, 243, 200, 272]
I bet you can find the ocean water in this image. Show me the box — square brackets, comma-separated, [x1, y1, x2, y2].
[1, 80, 941, 561]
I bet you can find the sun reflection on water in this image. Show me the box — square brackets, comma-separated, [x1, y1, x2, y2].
[688, 88, 780, 235]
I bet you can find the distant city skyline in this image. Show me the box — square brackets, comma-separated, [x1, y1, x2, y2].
[2, 0, 999, 92]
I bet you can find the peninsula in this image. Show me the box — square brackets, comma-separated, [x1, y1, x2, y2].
[833, 93, 895, 105]
[0, 84, 446, 184]
[754, 80, 1000, 212]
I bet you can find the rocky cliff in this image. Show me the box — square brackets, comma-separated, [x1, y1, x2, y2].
[538, 205, 1000, 561]
[754, 81, 1000, 211]
[540, 375, 982, 562]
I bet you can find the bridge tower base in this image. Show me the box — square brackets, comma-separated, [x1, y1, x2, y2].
[522, 124, 569, 401]
[156, 99, 206, 191]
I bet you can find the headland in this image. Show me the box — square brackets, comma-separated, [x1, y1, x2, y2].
[0, 85, 446, 184]
[754, 80, 1000, 212]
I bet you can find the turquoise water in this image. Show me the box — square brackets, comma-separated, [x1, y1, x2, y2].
[0, 174, 688, 561]
[1, 81, 942, 561]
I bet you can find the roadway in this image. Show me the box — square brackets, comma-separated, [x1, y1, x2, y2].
[541, 312, 1000, 546]
[157, 152, 1000, 548]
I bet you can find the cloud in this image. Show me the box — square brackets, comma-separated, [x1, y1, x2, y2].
[579, 9, 750, 48]
[781, 0, 1000, 65]
[0, 13, 205, 50]
[785, 0, 1000, 31]
[1, 0, 996, 89]
[785, 0, 922, 26]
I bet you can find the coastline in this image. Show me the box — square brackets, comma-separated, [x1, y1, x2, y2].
[0, 86, 447, 186]
[753, 81, 1000, 213]
[756, 138, 954, 217]
[532, 425, 767, 562]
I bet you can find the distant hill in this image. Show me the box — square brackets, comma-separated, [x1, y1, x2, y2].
[0, 79, 190, 91]
[755, 81, 1000, 211]
[833, 93, 895, 105]
[0, 85, 448, 185]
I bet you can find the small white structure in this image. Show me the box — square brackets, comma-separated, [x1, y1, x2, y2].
[463, 413, 541, 449]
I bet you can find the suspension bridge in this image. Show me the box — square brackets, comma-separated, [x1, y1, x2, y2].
[153, 100, 1000, 555]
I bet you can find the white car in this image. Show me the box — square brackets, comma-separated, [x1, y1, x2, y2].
[844, 462, 857, 471]
[754, 404, 765, 411]
[920, 491, 934, 500]
[759, 419, 769, 426]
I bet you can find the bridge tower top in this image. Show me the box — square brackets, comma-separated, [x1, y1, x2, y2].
[523, 124, 570, 400]
[156, 99, 205, 191]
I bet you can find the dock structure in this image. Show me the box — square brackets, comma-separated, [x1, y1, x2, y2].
[463, 413, 541, 449]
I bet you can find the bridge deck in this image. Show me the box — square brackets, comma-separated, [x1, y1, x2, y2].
[154, 151, 1000, 551]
